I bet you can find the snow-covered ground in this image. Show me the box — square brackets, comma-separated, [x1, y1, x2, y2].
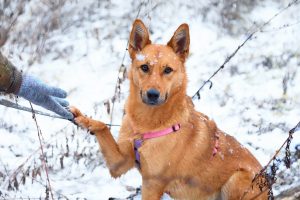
[0, 0, 300, 199]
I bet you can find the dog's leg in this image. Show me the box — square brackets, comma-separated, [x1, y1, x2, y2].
[71, 107, 135, 178]
[141, 179, 165, 200]
[221, 171, 268, 200]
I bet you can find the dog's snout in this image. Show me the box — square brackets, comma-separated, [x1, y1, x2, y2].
[141, 89, 166, 106]
[147, 89, 160, 102]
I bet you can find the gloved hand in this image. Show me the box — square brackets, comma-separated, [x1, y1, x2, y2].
[17, 75, 73, 119]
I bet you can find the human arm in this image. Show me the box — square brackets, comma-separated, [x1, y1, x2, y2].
[0, 52, 22, 94]
[0, 52, 73, 119]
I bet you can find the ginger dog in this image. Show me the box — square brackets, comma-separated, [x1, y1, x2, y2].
[71, 20, 267, 200]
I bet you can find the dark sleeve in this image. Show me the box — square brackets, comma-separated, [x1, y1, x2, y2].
[0, 52, 23, 94]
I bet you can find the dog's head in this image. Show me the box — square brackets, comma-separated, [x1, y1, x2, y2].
[128, 19, 189, 106]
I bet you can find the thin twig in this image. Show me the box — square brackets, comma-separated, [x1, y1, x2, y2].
[192, 0, 300, 100]
[240, 122, 298, 200]
[30, 175, 70, 200]
[192, 32, 254, 100]
[0, 1, 24, 47]
[29, 102, 54, 200]
[109, 0, 145, 130]
[260, 19, 300, 33]
[6, 126, 69, 186]
[289, 121, 300, 134]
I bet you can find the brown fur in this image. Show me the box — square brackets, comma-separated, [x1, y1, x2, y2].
[70, 19, 267, 200]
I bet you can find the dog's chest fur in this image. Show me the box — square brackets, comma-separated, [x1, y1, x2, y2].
[134, 115, 218, 197]
[131, 112, 261, 199]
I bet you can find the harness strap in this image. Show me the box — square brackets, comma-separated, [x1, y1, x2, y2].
[143, 124, 181, 139]
[134, 139, 143, 168]
[212, 132, 220, 157]
[134, 124, 181, 169]
[134, 124, 221, 169]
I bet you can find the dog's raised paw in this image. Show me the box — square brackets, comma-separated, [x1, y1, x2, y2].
[69, 106, 90, 129]
[69, 106, 108, 133]
[75, 116, 91, 129]
[87, 120, 107, 133]
[69, 106, 83, 117]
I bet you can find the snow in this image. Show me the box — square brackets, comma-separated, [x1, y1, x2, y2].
[1, 0, 300, 199]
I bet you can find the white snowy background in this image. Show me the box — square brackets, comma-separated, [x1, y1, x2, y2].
[0, 0, 300, 199]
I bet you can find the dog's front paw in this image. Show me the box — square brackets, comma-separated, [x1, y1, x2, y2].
[87, 120, 107, 133]
[69, 106, 90, 129]
[70, 106, 108, 134]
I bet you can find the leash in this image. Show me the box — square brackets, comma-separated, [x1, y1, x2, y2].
[0, 99, 120, 127]
[0, 99, 67, 119]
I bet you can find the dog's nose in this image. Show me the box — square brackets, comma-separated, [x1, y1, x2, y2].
[147, 89, 160, 102]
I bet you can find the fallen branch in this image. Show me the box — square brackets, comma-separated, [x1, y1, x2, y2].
[241, 121, 299, 200]
[29, 102, 54, 200]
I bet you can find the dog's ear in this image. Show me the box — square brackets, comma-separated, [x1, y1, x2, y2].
[129, 19, 151, 60]
[167, 24, 190, 62]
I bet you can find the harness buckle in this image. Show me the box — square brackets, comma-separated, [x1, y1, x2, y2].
[172, 124, 181, 132]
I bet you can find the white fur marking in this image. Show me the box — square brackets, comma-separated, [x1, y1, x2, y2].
[220, 153, 225, 160]
[136, 54, 145, 61]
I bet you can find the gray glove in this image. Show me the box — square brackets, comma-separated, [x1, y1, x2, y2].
[17, 75, 73, 119]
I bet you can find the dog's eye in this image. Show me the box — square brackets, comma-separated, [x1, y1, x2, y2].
[140, 64, 149, 73]
[164, 67, 173, 74]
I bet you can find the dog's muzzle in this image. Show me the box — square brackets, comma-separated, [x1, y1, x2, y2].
[140, 89, 167, 106]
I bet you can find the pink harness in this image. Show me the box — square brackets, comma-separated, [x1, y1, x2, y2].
[134, 124, 181, 168]
[212, 131, 220, 156]
[133, 124, 220, 168]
